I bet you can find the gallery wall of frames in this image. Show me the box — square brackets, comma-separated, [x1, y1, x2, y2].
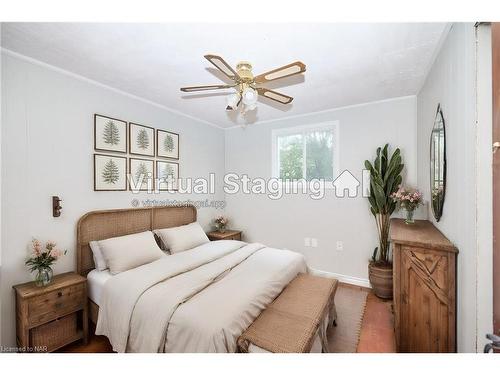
[93, 114, 180, 191]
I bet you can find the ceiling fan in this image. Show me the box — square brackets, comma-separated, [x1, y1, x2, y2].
[180, 55, 306, 112]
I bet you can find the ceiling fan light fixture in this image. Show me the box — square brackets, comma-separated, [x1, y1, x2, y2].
[180, 55, 306, 115]
[226, 92, 241, 111]
[245, 103, 257, 112]
[242, 87, 258, 106]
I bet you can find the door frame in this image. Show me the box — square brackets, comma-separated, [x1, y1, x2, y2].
[492, 22, 500, 338]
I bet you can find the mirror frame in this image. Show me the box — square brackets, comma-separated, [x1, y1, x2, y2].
[430, 103, 447, 222]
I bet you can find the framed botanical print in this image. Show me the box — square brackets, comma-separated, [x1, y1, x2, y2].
[94, 154, 127, 191]
[129, 122, 155, 157]
[94, 114, 127, 153]
[157, 161, 179, 191]
[129, 157, 154, 191]
[156, 129, 179, 159]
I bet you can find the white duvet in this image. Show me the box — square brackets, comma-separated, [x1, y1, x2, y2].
[96, 240, 307, 353]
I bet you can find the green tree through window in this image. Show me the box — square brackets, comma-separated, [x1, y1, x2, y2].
[279, 134, 303, 179]
[306, 130, 333, 181]
[276, 125, 335, 181]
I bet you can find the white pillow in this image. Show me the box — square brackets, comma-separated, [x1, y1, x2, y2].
[98, 231, 164, 275]
[154, 222, 209, 254]
[89, 240, 107, 271]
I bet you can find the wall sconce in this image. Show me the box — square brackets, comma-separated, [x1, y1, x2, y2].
[52, 196, 62, 217]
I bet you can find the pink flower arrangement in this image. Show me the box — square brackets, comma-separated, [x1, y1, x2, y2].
[214, 216, 228, 226]
[213, 216, 229, 232]
[391, 186, 423, 212]
[25, 238, 67, 274]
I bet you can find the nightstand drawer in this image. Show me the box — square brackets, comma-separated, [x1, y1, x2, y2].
[28, 284, 85, 326]
[30, 312, 80, 352]
[207, 230, 242, 241]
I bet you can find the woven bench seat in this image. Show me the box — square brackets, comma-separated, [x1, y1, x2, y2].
[238, 273, 338, 353]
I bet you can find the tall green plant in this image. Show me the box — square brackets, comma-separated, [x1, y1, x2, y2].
[364, 144, 404, 264]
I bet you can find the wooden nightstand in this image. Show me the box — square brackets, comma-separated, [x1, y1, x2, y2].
[207, 230, 242, 241]
[13, 272, 88, 353]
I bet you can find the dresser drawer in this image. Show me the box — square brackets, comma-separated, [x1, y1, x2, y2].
[28, 284, 85, 326]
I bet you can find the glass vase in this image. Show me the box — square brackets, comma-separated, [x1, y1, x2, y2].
[405, 209, 415, 225]
[35, 266, 53, 287]
[217, 225, 226, 234]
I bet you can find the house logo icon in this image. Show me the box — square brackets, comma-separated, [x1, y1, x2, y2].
[333, 170, 360, 198]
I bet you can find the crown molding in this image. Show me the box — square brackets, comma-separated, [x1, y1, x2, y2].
[1, 48, 224, 130]
[1, 48, 421, 132]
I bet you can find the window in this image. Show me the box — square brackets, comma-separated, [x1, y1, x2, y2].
[272, 122, 338, 182]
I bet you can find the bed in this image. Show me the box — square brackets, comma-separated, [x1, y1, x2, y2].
[77, 205, 336, 353]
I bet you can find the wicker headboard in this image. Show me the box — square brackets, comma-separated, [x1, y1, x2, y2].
[76, 205, 197, 276]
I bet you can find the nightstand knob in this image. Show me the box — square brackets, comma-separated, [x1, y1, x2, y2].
[57, 291, 63, 297]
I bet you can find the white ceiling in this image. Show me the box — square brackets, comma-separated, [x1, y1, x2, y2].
[1, 23, 448, 128]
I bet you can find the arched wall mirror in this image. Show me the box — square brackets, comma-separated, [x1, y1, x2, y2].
[430, 104, 446, 221]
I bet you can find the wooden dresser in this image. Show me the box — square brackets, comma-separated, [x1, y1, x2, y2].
[13, 272, 88, 352]
[390, 219, 457, 353]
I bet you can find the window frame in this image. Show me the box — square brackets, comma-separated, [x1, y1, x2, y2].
[271, 121, 339, 186]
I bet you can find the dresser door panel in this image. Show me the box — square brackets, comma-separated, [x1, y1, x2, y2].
[401, 247, 451, 352]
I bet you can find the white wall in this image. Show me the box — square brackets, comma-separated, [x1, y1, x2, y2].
[416, 23, 478, 352]
[225, 97, 417, 285]
[0, 52, 226, 347]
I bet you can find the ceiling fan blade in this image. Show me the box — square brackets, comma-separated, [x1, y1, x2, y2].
[254, 61, 306, 84]
[256, 88, 293, 104]
[204, 54, 240, 81]
[180, 84, 235, 92]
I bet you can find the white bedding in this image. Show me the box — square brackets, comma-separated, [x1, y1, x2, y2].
[87, 269, 113, 306]
[91, 240, 332, 353]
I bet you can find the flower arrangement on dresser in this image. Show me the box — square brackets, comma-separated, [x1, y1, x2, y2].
[213, 216, 229, 233]
[391, 186, 423, 225]
[25, 239, 67, 287]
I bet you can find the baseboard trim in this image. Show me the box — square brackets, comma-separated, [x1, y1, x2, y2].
[309, 268, 371, 289]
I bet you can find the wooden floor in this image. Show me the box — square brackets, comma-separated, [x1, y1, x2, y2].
[61, 289, 396, 353]
[357, 292, 396, 352]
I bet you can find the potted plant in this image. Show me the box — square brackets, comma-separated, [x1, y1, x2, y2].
[364, 144, 404, 299]
[26, 239, 67, 287]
